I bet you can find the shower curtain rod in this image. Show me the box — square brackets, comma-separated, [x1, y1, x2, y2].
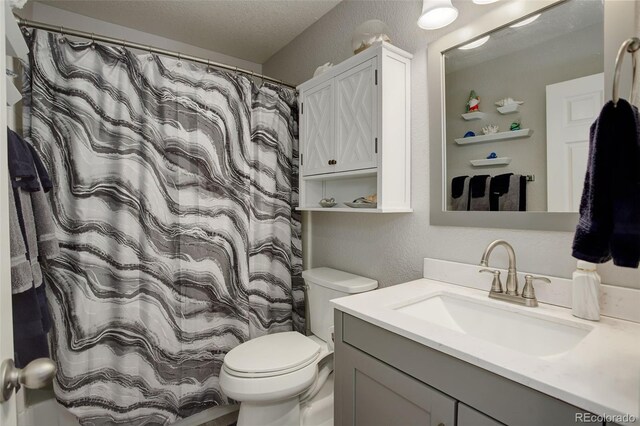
[15, 16, 298, 90]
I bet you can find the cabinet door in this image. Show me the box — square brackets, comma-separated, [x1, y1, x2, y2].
[339, 344, 455, 426]
[458, 404, 504, 426]
[302, 80, 335, 176]
[334, 59, 378, 173]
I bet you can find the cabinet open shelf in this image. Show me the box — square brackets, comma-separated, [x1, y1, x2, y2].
[296, 207, 413, 213]
[303, 168, 376, 181]
[454, 128, 533, 145]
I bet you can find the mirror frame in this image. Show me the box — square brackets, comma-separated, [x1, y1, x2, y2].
[429, 0, 635, 231]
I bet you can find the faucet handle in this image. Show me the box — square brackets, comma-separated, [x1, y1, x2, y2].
[479, 268, 503, 293]
[522, 275, 551, 300]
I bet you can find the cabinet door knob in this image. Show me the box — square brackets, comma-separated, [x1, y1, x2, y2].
[328, 160, 332, 165]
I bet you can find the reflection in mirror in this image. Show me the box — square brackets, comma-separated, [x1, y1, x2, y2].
[444, 0, 603, 213]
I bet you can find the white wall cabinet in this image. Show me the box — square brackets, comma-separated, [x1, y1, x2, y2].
[298, 42, 412, 213]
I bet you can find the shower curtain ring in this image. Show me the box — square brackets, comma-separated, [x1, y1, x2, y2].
[207, 59, 212, 73]
[90, 33, 96, 49]
[58, 26, 66, 43]
[177, 53, 182, 67]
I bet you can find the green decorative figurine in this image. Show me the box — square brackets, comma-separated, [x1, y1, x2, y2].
[510, 121, 521, 131]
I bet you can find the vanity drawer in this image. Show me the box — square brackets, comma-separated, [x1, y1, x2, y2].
[336, 312, 602, 426]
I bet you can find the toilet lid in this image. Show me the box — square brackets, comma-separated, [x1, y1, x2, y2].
[224, 332, 321, 378]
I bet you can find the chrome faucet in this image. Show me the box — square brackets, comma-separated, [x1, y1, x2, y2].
[480, 240, 519, 295]
[479, 239, 550, 307]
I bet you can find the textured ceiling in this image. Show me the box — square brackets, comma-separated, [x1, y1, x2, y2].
[34, 0, 343, 63]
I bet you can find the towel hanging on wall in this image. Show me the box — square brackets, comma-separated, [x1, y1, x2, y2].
[470, 175, 491, 211]
[451, 175, 470, 211]
[572, 99, 640, 268]
[573, 36, 640, 269]
[7, 128, 59, 367]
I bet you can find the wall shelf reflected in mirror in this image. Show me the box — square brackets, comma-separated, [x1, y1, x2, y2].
[454, 129, 533, 145]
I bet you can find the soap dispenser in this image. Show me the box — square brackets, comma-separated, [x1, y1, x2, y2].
[572, 261, 601, 321]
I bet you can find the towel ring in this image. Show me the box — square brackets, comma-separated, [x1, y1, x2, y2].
[612, 37, 640, 107]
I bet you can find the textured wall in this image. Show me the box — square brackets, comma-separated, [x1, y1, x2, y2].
[263, 0, 640, 289]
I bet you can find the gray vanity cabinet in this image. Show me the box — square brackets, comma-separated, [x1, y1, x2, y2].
[334, 311, 603, 426]
[340, 341, 456, 426]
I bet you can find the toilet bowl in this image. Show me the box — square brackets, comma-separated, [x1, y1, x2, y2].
[219, 267, 378, 426]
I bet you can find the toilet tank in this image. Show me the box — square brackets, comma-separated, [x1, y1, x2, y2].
[301, 267, 378, 343]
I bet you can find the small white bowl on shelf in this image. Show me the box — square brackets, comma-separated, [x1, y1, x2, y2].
[318, 198, 337, 208]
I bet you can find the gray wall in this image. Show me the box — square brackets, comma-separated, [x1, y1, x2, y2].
[445, 24, 603, 212]
[263, 0, 640, 289]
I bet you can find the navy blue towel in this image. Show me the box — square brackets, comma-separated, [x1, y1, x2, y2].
[573, 99, 640, 268]
[12, 285, 50, 368]
[470, 175, 490, 198]
[7, 128, 54, 367]
[489, 173, 513, 211]
[451, 175, 468, 199]
[7, 129, 40, 192]
[26, 143, 53, 192]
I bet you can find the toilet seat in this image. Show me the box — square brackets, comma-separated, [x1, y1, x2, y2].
[223, 332, 321, 378]
[220, 332, 323, 403]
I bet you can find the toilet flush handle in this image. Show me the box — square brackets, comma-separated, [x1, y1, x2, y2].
[328, 326, 335, 351]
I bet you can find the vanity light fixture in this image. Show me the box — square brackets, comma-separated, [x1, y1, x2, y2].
[509, 13, 542, 28]
[458, 35, 490, 50]
[472, 0, 499, 4]
[417, 0, 459, 30]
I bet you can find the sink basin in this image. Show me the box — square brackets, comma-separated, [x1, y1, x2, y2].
[394, 292, 593, 357]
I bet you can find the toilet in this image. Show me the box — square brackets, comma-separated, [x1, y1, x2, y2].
[219, 267, 378, 426]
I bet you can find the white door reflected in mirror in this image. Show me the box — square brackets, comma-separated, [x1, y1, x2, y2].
[546, 73, 604, 212]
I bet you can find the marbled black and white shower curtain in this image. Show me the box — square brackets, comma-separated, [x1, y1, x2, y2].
[23, 30, 302, 425]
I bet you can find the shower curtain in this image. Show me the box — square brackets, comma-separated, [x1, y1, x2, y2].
[22, 30, 303, 425]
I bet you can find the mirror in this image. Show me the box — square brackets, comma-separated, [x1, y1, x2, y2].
[444, 0, 603, 213]
[429, 0, 635, 231]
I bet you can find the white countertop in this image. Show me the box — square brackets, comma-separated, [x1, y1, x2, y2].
[332, 279, 640, 425]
